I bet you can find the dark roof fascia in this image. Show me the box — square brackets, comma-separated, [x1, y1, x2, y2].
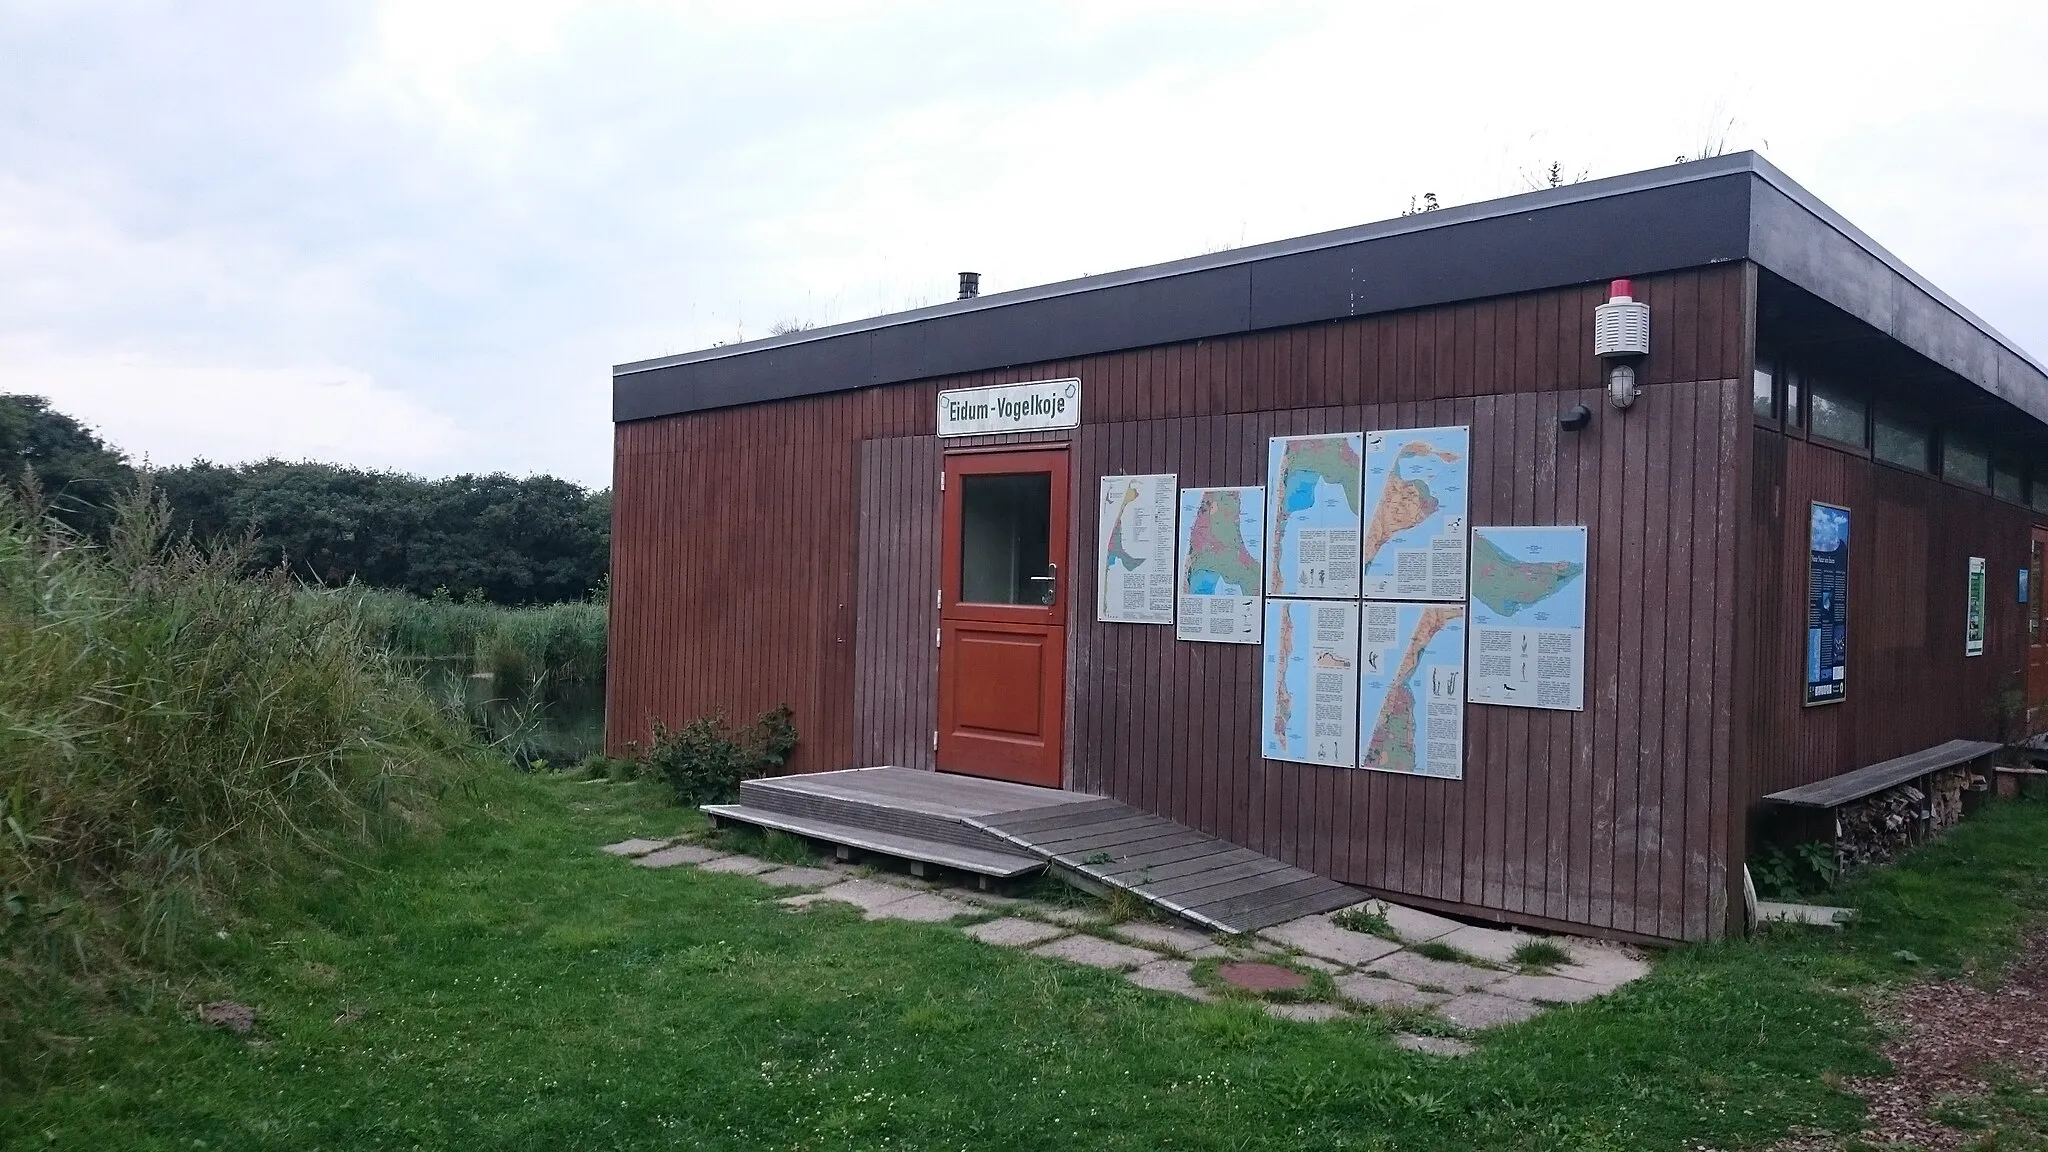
[614, 152, 2047, 427]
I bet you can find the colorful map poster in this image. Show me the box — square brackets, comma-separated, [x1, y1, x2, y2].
[1098, 474, 1177, 624]
[1361, 426, 1470, 601]
[1266, 433, 1364, 599]
[1359, 602, 1467, 777]
[1466, 526, 1588, 711]
[1261, 599, 1360, 767]
[1805, 503, 1849, 705]
[1176, 486, 1265, 644]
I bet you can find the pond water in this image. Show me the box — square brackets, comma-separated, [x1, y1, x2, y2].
[412, 662, 606, 769]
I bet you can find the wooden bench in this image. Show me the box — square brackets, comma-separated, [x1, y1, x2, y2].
[1763, 738, 2000, 809]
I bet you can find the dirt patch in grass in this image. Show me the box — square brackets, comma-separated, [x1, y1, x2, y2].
[1800, 929, 2048, 1149]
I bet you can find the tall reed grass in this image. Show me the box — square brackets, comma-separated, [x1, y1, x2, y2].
[0, 483, 478, 1085]
[346, 588, 607, 693]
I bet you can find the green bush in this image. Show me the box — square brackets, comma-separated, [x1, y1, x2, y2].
[642, 705, 799, 805]
[0, 480, 477, 1085]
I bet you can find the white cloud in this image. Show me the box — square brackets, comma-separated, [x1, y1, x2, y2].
[0, 340, 462, 472]
[1, 0, 2044, 490]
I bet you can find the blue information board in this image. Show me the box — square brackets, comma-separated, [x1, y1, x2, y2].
[1805, 502, 1850, 706]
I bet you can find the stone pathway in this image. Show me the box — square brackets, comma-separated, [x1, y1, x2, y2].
[604, 836, 1652, 1055]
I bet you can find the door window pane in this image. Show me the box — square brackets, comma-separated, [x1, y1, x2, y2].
[1944, 436, 1990, 486]
[959, 472, 1051, 604]
[1873, 410, 1932, 471]
[1809, 377, 1867, 447]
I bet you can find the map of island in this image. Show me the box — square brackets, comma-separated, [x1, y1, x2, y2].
[1359, 602, 1466, 777]
[1097, 474, 1177, 625]
[1360, 426, 1469, 600]
[1470, 531, 1585, 618]
[1466, 526, 1588, 712]
[1104, 484, 1146, 572]
[1261, 599, 1359, 767]
[1265, 433, 1364, 598]
[1176, 486, 1265, 643]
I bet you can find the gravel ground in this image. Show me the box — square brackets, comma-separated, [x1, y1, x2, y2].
[1774, 929, 2048, 1150]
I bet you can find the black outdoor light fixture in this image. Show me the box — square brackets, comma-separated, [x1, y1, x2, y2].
[1558, 403, 1593, 432]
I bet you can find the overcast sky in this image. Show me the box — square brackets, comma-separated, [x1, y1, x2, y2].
[3, 1, 2043, 488]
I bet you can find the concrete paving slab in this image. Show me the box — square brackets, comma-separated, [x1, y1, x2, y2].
[965, 917, 1069, 948]
[1112, 921, 1217, 955]
[1031, 934, 1159, 971]
[699, 854, 776, 876]
[1261, 914, 1404, 966]
[1292, 955, 1347, 975]
[781, 878, 918, 914]
[1554, 942, 1653, 989]
[1371, 950, 1504, 993]
[633, 844, 727, 869]
[1488, 973, 1606, 1005]
[1126, 959, 1212, 1001]
[1437, 991, 1542, 1030]
[1433, 924, 1528, 966]
[600, 838, 671, 857]
[1380, 902, 1464, 943]
[753, 866, 845, 889]
[1335, 973, 1450, 1008]
[1264, 1002, 1348, 1023]
[867, 893, 975, 923]
[1395, 1034, 1474, 1057]
[1038, 906, 1110, 928]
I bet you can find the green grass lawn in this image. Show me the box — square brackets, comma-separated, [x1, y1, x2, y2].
[6, 776, 2045, 1151]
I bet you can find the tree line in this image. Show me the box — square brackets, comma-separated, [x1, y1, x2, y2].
[1, 394, 610, 606]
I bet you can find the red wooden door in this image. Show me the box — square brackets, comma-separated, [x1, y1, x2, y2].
[2029, 529, 2048, 732]
[937, 448, 1069, 787]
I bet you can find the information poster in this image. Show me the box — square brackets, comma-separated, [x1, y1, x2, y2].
[1466, 526, 1589, 711]
[1805, 502, 1850, 705]
[1359, 602, 1467, 778]
[1097, 474, 1177, 624]
[1966, 556, 1987, 657]
[1176, 486, 1265, 644]
[1266, 433, 1364, 599]
[1261, 599, 1360, 767]
[1361, 426, 1471, 601]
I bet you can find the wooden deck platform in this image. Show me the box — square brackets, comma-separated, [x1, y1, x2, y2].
[704, 767, 1364, 932]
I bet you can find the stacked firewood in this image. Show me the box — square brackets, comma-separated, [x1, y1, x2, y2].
[1834, 768, 1968, 873]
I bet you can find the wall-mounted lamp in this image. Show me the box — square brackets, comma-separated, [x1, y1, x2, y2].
[1594, 278, 1649, 410]
[1558, 404, 1592, 432]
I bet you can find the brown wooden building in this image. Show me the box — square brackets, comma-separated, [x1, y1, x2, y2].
[607, 153, 2048, 943]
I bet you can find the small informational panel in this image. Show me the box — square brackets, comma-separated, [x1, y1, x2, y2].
[1467, 526, 1588, 711]
[1261, 599, 1360, 767]
[1966, 556, 1987, 657]
[1266, 433, 1364, 599]
[1805, 502, 1850, 706]
[1097, 474, 1177, 624]
[1176, 486, 1265, 644]
[1359, 602, 1467, 778]
[1361, 426, 1470, 601]
[937, 377, 1080, 436]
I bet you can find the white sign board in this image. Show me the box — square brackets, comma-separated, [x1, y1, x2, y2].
[937, 378, 1081, 437]
[1175, 485, 1265, 643]
[1098, 474, 1177, 624]
[1466, 526, 1588, 711]
[1260, 599, 1360, 767]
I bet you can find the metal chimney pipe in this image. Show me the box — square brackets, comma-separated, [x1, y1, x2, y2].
[958, 271, 980, 300]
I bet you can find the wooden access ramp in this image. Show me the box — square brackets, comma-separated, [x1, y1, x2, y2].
[703, 767, 1363, 933]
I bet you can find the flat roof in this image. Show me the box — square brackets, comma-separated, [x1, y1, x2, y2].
[614, 152, 2047, 427]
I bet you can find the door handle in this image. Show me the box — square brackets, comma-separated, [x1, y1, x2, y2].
[1029, 563, 1058, 606]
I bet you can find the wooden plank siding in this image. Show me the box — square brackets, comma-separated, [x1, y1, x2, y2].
[609, 265, 1750, 941]
[1742, 429, 2035, 800]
